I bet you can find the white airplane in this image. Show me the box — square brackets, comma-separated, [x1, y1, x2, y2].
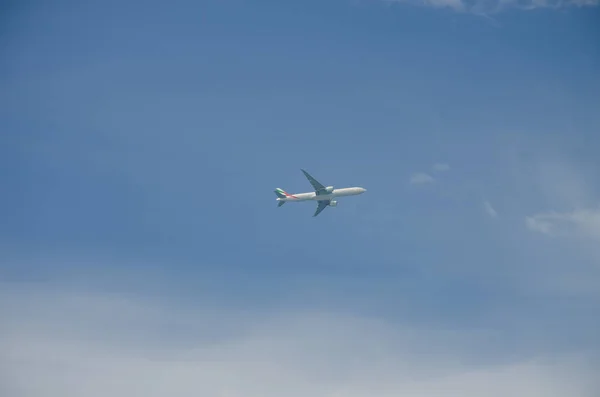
[274, 169, 367, 217]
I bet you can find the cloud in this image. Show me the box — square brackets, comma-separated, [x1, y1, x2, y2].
[483, 200, 498, 218]
[410, 172, 435, 184]
[381, 0, 598, 13]
[433, 163, 450, 172]
[522, 156, 599, 240]
[0, 284, 598, 397]
[424, 0, 466, 11]
[525, 207, 600, 239]
[409, 164, 448, 185]
[516, 156, 600, 295]
[523, 207, 600, 296]
[526, 214, 554, 234]
[382, 0, 465, 11]
[502, 0, 600, 8]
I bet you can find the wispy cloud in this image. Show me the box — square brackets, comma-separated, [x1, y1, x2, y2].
[483, 200, 498, 218]
[410, 172, 435, 184]
[526, 208, 600, 239]
[381, 0, 598, 13]
[523, 157, 600, 240]
[514, 155, 600, 297]
[1, 284, 598, 397]
[382, 0, 465, 11]
[410, 163, 449, 185]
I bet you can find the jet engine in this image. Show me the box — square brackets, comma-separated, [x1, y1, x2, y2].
[329, 200, 338, 207]
[324, 186, 334, 193]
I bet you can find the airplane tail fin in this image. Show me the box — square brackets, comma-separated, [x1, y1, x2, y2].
[274, 188, 287, 199]
[275, 188, 287, 207]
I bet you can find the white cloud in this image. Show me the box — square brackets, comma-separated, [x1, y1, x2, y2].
[484, 200, 498, 218]
[517, 157, 600, 295]
[381, 0, 598, 13]
[522, 156, 600, 241]
[433, 163, 450, 172]
[499, 0, 600, 8]
[0, 284, 597, 397]
[410, 172, 435, 184]
[525, 207, 600, 239]
[408, 164, 447, 185]
[425, 0, 466, 10]
[382, 0, 465, 10]
[526, 214, 554, 235]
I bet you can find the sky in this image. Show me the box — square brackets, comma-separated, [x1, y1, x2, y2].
[1, 0, 600, 395]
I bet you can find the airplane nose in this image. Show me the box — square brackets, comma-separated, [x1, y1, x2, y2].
[362, 188, 367, 193]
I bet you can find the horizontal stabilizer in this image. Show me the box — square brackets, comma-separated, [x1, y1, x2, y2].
[277, 201, 285, 207]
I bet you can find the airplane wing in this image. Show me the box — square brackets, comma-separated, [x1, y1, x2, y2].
[301, 169, 327, 194]
[313, 200, 329, 217]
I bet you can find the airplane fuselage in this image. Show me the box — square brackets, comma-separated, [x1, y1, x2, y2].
[275, 169, 366, 216]
[276, 187, 366, 202]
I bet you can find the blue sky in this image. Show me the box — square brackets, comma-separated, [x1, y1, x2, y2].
[1, 0, 600, 395]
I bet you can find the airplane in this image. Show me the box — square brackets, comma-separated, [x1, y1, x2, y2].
[274, 169, 367, 217]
